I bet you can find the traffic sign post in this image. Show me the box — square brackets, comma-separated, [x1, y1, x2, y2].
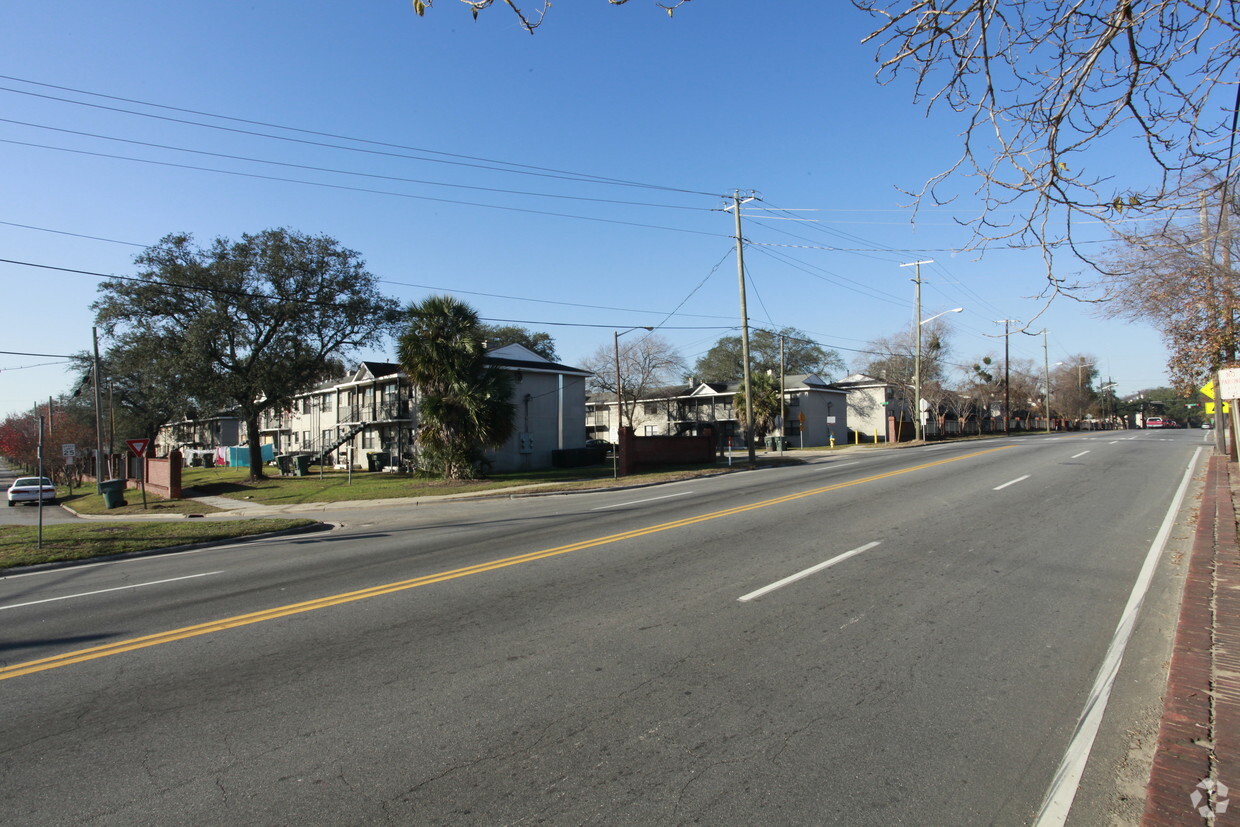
[126, 438, 148, 509]
[1203, 374, 1238, 458]
[62, 443, 77, 492]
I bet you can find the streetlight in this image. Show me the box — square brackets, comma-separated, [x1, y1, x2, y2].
[613, 326, 654, 478]
[1054, 358, 1096, 389]
[1055, 359, 1096, 426]
[900, 259, 934, 442]
[915, 306, 963, 441]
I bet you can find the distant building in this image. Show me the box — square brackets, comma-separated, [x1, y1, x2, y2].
[587, 374, 849, 448]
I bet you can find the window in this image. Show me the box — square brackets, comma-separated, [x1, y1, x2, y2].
[643, 425, 658, 435]
[362, 429, 376, 449]
[321, 394, 332, 412]
[644, 403, 657, 415]
[788, 394, 800, 407]
[303, 431, 311, 446]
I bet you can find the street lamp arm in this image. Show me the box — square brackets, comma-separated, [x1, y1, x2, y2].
[920, 308, 963, 326]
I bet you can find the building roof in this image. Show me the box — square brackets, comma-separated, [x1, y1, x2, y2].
[484, 343, 591, 377]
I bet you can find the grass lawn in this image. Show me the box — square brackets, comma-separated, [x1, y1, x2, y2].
[0, 519, 319, 570]
[180, 459, 790, 506]
[58, 485, 223, 516]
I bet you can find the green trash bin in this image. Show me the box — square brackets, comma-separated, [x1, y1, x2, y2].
[98, 479, 127, 509]
[293, 455, 312, 476]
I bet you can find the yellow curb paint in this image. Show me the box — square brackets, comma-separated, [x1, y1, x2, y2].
[0, 445, 1013, 681]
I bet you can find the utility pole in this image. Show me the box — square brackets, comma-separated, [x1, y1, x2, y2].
[995, 320, 1018, 434]
[37, 414, 44, 549]
[779, 334, 786, 453]
[1041, 330, 1051, 434]
[901, 260, 933, 442]
[730, 191, 757, 464]
[92, 327, 105, 488]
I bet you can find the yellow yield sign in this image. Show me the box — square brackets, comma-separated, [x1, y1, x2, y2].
[1202, 377, 1236, 413]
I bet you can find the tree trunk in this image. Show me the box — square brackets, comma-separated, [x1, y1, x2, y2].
[245, 410, 267, 481]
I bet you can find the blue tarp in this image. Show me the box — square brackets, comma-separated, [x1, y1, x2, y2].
[227, 444, 275, 468]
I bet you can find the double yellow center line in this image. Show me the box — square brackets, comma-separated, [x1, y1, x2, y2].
[0, 445, 1011, 681]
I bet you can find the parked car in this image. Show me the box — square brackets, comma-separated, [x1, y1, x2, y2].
[7, 476, 57, 506]
[585, 438, 614, 451]
[1146, 417, 1164, 428]
[1203, 421, 1214, 429]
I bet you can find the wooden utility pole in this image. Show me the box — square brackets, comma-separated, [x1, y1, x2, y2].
[731, 191, 757, 464]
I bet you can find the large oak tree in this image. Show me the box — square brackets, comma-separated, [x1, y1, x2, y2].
[93, 229, 396, 481]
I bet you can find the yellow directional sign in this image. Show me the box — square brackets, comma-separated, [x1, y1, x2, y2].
[1205, 401, 1231, 414]
[1202, 380, 1216, 400]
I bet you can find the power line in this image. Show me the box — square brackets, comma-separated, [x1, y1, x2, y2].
[0, 117, 716, 214]
[0, 138, 730, 240]
[0, 256, 735, 331]
[0, 77, 721, 197]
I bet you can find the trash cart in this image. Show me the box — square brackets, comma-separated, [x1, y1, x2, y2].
[98, 479, 127, 509]
[293, 455, 312, 476]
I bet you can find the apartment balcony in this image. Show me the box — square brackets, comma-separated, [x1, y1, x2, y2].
[338, 400, 412, 424]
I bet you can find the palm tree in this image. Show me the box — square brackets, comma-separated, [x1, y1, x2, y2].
[733, 372, 781, 441]
[398, 296, 515, 479]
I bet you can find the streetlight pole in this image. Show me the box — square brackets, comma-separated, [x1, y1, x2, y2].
[613, 325, 653, 478]
[900, 260, 933, 441]
[916, 305, 963, 441]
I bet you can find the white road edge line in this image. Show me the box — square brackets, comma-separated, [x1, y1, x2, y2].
[0, 571, 223, 611]
[590, 491, 694, 511]
[1071, 451, 1090, 459]
[1033, 446, 1204, 825]
[993, 475, 1031, 491]
[737, 542, 881, 602]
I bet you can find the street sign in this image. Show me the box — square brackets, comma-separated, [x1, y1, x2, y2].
[1206, 401, 1232, 415]
[1202, 380, 1217, 399]
[126, 438, 149, 457]
[797, 411, 806, 424]
[61, 443, 76, 458]
[1219, 367, 1240, 400]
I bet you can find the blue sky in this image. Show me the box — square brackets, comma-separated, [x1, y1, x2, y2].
[0, 1, 1172, 419]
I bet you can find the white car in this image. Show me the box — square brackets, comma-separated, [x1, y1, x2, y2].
[7, 477, 57, 506]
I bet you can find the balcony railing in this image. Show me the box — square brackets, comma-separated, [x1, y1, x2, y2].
[338, 400, 411, 424]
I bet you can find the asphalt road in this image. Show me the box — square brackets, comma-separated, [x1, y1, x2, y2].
[0, 430, 1208, 824]
[0, 459, 77, 524]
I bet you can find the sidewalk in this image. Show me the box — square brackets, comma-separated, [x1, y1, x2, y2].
[1143, 454, 1240, 824]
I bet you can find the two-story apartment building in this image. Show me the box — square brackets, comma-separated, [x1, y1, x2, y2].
[587, 374, 849, 448]
[162, 345, 592, 473]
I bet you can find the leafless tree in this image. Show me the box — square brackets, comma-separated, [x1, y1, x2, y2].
[855, 1, 1240, 286]
[410, 0, 693, 33]
[1098, 185, 1239, 391]
[580, 332, 686, 428]
[1050, 355, 1098, 422]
